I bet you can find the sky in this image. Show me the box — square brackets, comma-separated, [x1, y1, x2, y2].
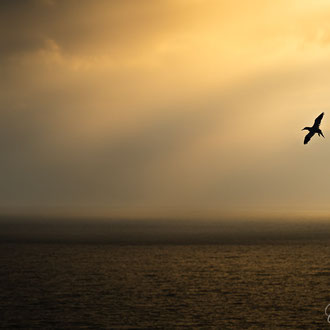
[2, 0, 330, 218]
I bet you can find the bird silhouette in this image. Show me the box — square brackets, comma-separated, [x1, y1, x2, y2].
[302, 113, 325, 145]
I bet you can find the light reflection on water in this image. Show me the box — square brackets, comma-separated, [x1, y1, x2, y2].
[1, 242, 330, 328]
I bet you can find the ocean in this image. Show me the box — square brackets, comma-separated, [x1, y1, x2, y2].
[1, 239, 330, 328]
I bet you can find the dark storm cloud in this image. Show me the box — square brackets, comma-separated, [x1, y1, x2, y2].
[0, 0, 190, 62]
[0, 0, 52, 58]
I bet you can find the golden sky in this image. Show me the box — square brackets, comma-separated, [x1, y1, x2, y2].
[2, 0, 330, 217]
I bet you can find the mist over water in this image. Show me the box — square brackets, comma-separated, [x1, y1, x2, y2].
[1, 216, 330, 244]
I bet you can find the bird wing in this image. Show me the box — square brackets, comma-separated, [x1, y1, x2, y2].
[313, 112, 324, 128]
[304, 131, 315, 144]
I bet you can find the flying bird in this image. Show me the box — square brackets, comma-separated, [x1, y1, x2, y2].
[302, 112, 325, 145]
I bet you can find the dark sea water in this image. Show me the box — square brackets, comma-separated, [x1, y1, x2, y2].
[1, 241, 330, 329]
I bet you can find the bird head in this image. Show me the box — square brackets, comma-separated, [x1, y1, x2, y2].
[302, 127, 310, 131]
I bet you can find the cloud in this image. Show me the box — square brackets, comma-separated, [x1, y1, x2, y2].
[2, 1, 330, 216]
